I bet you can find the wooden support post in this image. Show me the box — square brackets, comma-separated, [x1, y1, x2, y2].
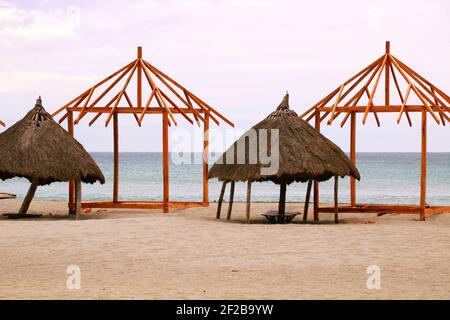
[75, 179, 81, 220]
[203, 112, 210, 204]
[313, 111, 321, 221]
[278, 182, 287, 223]
[162, 111, 170, 213]
[137, 47, 142, 109]
[246, 180, 252, 223]
[420, 110, 427, 221]
[216, 181, 227, 219]
[350, 112, 356, 207]
[18, 177, 39, 216]
[334, 176, 339, 224]
[385, 41, 390, 107]
[67, 111, 75, 214]
[303, 179, 313, 222]
[226, 181, 235, 220]
[113, 112, 119, 203]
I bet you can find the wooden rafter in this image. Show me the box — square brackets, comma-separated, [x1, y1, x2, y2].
[52, 47, 234, 128]
[0, 120, 5, 127]
[301, 42, 450, 127]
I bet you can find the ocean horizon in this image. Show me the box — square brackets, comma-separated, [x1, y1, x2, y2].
[1, 152, 450, 206]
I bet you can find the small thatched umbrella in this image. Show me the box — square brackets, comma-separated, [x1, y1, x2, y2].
[0, 97, 105, 219]
[208, 93, 360, 223]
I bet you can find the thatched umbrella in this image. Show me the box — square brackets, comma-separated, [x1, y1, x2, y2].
[0, 97, 105, 219]
[208, 93, 360, 223]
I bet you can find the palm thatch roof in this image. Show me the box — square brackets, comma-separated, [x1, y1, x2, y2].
[0, 97, 105, 186]
[208, 94, 360, 184]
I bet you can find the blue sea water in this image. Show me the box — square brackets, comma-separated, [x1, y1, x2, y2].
[1, 152, 450, 205]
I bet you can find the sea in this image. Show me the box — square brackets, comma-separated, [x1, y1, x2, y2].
[1, 152, 450, 205]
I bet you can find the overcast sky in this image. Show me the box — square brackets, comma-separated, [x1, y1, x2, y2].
[1, 0, 449, 152]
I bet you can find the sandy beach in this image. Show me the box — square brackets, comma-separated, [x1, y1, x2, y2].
[0, 199, 449, 300]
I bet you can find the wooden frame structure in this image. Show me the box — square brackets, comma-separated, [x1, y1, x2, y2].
[301, 42, 450, 221]
[52, 47, 233, 213]
[0, 119, 5, 127]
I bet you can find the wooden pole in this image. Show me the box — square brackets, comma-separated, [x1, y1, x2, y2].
[278, 182, 287, 223]
[203, 112, 210, 204]
[18, 177, 39, 215]
[313, 111, 321, 221]
[67, 111, 75, 214]
[334, 176, 339, 224]
[350, 112, 356, 207]
[162, 111, 170, 213]
[246, 180, 252, 223]
[303, 179, 313, 222]
[226, 181, 235, 220]
[137, 47, 142, 109]
[113, 112, 119, 203]
[75, 179, 82, 220]
[216, 181, 227, 219]
[385, 41, 390, 107]
[420, 109, 427, 221]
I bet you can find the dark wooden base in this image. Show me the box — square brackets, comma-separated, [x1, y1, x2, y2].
[261, 211, 299, 224]
[76, 201, 209, 210]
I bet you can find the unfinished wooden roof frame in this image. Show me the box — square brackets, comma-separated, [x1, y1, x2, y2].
[300, 41, 450, 221]
[52, 47, 234, 213]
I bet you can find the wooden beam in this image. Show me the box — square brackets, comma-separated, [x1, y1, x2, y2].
[385, 41, 390, 107]
[75, 179, 81, 220]
[363, 54, 387, 124]
[390, 56, 441, 124]
[18, 177, 39, 216]
[318, 105, 445, 113]
[216, 181, 227, 219]
[137, 46, 142, 110]
[67, 111, 75, 215]
[318, 204, 424, 214]
[334, 176, 339, 224]
[278, 182, 287, 223]
[146, 61, 233, 127]
[397, 85, 412, 124]
[80, 201, 208, 209]
[144, 61, 203, 125]
[203, 112, 209, 204]
[391, 63, 412, 126]
[314, 111, 320, 221]
[163, 111, 170, 213]
[420, 109, 427, 221]
[105, 61, 139, 126]
[52, 60, 137, 117]
[303, 179, 313, 222]
[246, 180, 252, 223]
[113, 112, 119, 203]
[140, 60, 176, 126]
[123, 91, 140, 125]
[138, 90, 156, 125]
[70, 106, 206, 114]
[226, 181, 235, 220]
[350, 112, 356, 206]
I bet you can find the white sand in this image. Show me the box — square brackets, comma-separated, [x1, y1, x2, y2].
[0, 199, 449, 299]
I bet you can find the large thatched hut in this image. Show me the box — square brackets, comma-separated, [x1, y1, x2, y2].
[0, 97, 105, 219]
[208, 93, 360, 223]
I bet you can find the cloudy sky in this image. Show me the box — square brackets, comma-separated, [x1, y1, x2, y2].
[0, 0, 449, 152]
